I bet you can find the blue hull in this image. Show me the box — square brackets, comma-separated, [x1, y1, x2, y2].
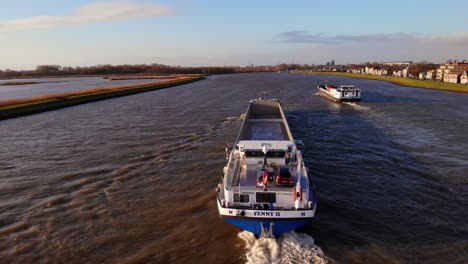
[224, 217, 312, 236]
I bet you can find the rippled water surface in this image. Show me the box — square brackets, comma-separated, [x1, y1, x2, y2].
[0, 73, 467, 263]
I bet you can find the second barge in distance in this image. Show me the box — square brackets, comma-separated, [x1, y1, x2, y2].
[318, 84, 361, 102]
[216, 97, 317, 237]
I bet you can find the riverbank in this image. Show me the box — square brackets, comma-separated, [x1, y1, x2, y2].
[1, 74, 204, 82]
[0, 74, 107, 80]
[105, 75, 171, 80]
[293, 71, 468, 93]
[105, 74, 204, 80]
[0, 80, 69, 86]
[0, 76, 204, 120]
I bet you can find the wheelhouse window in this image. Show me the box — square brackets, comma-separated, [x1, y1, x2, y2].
[245, 150, 285, 158]
[234, 193, 250, 203]
[256, 192, 276, 203]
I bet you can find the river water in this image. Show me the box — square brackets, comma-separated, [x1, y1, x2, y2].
[0, 73, 466, 263]
[0, 77, 168, 100]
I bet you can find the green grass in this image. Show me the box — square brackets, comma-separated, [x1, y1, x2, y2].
[294, 71, 468, 93]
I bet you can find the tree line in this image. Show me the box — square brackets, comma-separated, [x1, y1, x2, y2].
[0, 62, 440, 78]
[0, 64, 237, 78]
[0, 63, 312, 78]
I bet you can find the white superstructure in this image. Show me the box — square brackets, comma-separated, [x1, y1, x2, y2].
[318, 84, 361, 102]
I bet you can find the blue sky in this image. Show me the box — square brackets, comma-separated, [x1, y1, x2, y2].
[1, 0, 468, 70]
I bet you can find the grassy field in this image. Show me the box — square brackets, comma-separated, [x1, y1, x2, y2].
[294, 71, 468, 93]
[0, 76, 204, 120]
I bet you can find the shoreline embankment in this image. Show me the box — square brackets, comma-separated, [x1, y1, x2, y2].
[0, 81, 69, 86]
[0, 76, 205, 121]
[293, 71, 468, 93]
[0, 73, 204, 81]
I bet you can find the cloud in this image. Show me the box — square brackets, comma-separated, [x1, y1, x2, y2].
[0, 1, 173, 32]
[426, 32, 468, 45]
[276, 31, 468, 46]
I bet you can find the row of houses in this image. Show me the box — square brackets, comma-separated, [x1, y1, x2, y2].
[436, 60, 468, 84]
[346, 60, 468, 84]
[348, 67, 415, 78]
[418, 70, 436, 80]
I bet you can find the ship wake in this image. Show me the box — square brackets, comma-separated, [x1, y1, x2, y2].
[238, 231, 331, 264]
[342, 102, 370, 111]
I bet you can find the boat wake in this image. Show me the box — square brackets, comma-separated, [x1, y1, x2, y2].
[223, 114, 245, 125]
[238, 231, 331, 264]
[342, 102, 370, 111]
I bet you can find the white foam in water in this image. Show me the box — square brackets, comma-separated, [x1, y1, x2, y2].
[238, 231, 331, 264]
[224, 116, 239, 124]
[342, 102, 370, 111]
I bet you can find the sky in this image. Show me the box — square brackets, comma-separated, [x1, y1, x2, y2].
[1, 0, 468, 70]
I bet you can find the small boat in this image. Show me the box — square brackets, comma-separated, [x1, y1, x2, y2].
[318, 84, 361, 102]
[216, 97, 317, 237]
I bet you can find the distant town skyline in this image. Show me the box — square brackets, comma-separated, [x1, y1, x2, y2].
[1, 0, 468, 70]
